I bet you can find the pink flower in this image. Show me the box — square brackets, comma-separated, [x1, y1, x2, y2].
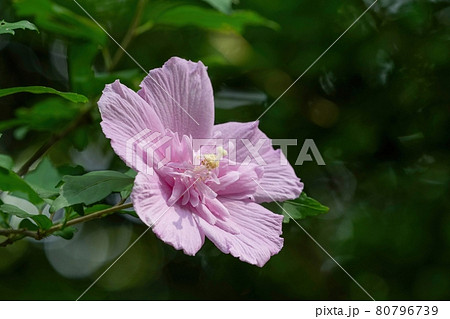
[98, 57, 303, 266]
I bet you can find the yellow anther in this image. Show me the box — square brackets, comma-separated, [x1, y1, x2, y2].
[202, 154, 219, 170]
[216, 146, 228, 159]
[198, 147, 227, 171]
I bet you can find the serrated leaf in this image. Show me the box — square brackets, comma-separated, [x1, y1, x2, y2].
[282, 192, 329, 223]
[53, 171, 135, 210]
[0, 19, 38, 35]
[0, 167, 43, 205]
[0, 86, 88, 103]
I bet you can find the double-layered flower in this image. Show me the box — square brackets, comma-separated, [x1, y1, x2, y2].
[98, 57, 303, 266]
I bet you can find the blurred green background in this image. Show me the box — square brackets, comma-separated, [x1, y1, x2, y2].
[1, 0, 449, 300]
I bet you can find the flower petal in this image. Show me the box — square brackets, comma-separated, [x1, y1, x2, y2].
[253, 148, 304, 203]
[131, 172, 204, 256]
[98, 80, 165, 170]
[196, 198, 284, 267]
[213, 121, 303, 202]
[138, 57, 214, 138]
[210, 162, 263, 201]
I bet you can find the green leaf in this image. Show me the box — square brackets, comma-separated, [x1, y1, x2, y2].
[120, 209, 138, 219]
[69, 46, 139, 97]
[120, 169, 137, 199]
[12, 0, 106, 44]
[18, 98, 81, 130]
[120, 184, 133, 201]
[19, 219, 38, 231]
[0, 119, 23, 133]
[0, 86, 88, 103]
[0, 19, 38, 35]
[158, 7, 278, 33]
[53, 171, 135, 210]
[31, 215, 52, 230]
[215, 88, 267, 109]
[0, 167, 43, 205]
[140, 4, 278, 34]
[70, 128, 89, 151]
[84, 204, 138, 219]
[24, 158, 62, 198]
[0, 203, 31, 218]
[72, 204, 85, 216]
[0, 211, 9, 228]
[57, 164, 85, 177]
[84, 204, 111, 214]
[0, 154, 14, 170]
[0, 204, 53, 230]
[282, 192, 329, 223]
[53, 226, 77, 240]
[63, 209, 79, 222]
[0, 98, 85, 133]
[202, 0, 233, 14]
[68, 43, 99, 96]
[124, 169, 137, 178]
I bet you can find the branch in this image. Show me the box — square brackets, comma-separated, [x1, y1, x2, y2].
[0, 202, 134, 247]
[0, 229, 37, 238]
[109, 0, 147, 71]
[48, 202, 133, 233]
[16, 104, 94, 176]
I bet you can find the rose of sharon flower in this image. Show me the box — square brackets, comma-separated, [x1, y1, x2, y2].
[98, 57, 303, 266]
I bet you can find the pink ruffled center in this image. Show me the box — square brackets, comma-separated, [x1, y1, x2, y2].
[149, 131, 263, 233]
